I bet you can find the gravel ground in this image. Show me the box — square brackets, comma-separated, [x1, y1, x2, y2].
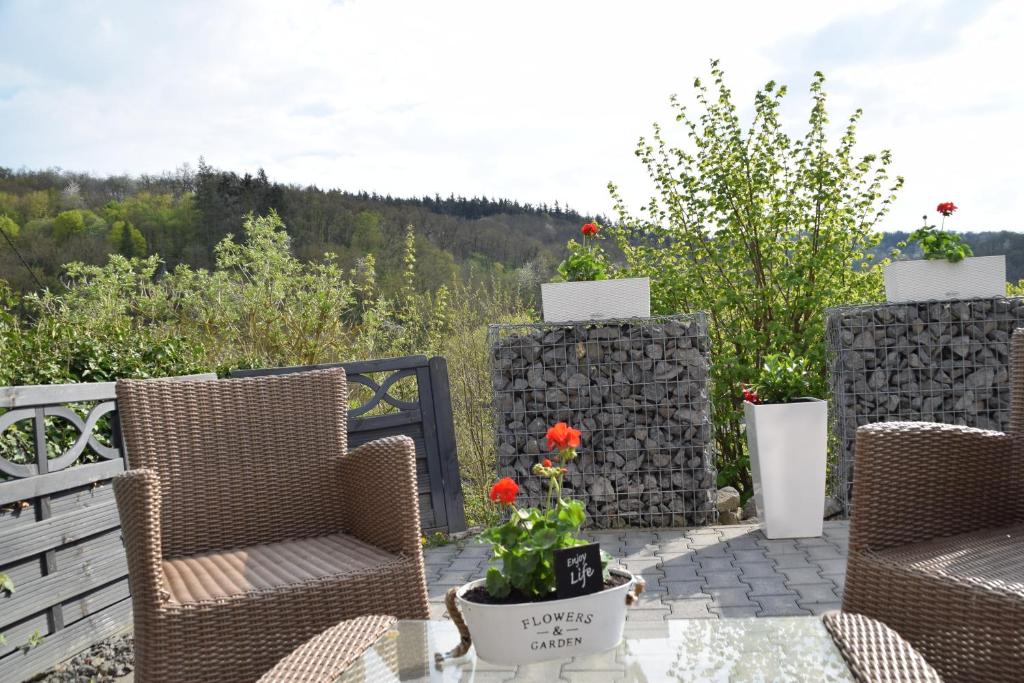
[30, 635, 134, 682]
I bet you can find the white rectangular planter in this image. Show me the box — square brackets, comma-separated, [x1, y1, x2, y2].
[744, 399, 827, 539]
[883, 255, 1005, 303]
[541, 277, 650, 323]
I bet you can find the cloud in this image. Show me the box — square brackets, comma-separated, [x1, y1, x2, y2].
[0, 0, 1019, 231]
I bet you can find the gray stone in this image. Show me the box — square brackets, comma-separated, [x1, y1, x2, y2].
[823, 496, 842, 519]
[715, 486, 741, 513]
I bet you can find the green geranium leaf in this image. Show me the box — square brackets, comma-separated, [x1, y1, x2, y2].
[485, 567, 510, 598]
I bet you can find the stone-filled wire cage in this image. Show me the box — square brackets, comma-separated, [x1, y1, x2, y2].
[826, 297, 1024, 514]
[488, 314, 717, 529]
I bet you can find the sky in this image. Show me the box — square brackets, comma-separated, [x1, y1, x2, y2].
[0, 0, 1021, 232]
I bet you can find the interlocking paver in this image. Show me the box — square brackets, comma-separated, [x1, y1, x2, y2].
[731, 549, 769, 562]
[448, 557, 487, 571]
[425, 522, 849, 623]
[758, 539, 798, 553]
[824, 573, 846, 591]
[800, 601, 842, 615]
[702, 572, 747, 588]
[792, 583, 840, 603]
[661, 564, 701, 581]
[814, 558, 847, 575]
[743, 577, 793, 596]
[754, 595, 811, 616]
[697, 557, 735, 572]
[804, 545, 844, 560]
[770, 554, 815, 569]
[736, 561, 779, 578]
[779, 567, 826, 585]
[661, 580, 707, 598]
[666, 598, 715, 619]
[704, 587, 756, 607]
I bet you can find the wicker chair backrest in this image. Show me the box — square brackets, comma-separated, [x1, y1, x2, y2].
[116, 368, 349, 558]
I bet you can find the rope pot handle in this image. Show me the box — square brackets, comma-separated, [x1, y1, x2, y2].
[433, 586, 472, 668]
[625, 575, 646, 606]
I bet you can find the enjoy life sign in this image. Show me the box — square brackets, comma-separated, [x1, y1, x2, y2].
[553, 543, 602, 599]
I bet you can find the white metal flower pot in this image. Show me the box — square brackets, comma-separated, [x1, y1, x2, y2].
[744, 399, 827, 539]
[451, 569, 640, 665]
[540, 277, 650, 323]
[883, 255, 1005, 303]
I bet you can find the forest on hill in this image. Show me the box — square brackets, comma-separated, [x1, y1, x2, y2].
[2, 163, 1024, 299]
[0, 163, 598, 295]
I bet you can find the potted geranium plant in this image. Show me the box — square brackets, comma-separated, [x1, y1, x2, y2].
[438, 423, 644, 666]
[540, 222, 650, 322]
[884, 202, 1005, 302]
[743, 353, 827, 539]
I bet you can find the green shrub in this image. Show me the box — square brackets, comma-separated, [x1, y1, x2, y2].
[748, 353, 823, 404]
[0, 212, 534, 526]
[608, 62, 901, 493]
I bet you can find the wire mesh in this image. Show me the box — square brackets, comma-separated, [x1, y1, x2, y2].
[826, 297, 1024, 514]
[488, 313, 717, 528]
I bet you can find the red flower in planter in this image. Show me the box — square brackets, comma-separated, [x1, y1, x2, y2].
[546, 422, 581, 451]
[936, 202, 958, 217]
[742, 384, 761, 404]
[580, 222, 599, 236]
[543, 458, 552, 467]
[489, 477, 520, 505]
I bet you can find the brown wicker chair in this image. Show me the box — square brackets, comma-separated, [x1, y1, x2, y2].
[842, 330, 1024, 683]
[113, 368, 429, 683]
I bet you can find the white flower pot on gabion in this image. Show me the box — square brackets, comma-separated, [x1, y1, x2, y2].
[883, 255, 1005, 303]
[540, 277, 650, 323]
[744, 398, 827, 539]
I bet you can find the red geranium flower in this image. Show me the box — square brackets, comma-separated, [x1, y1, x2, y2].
[580, 222, 598, 236]
[489, 477, 519, 505]
[543, 458, 552, 467]
[936, 202, 958, 217]
[546, 422, 581, 451]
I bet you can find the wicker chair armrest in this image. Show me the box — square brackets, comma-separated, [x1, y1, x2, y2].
[112, 468, 169, 608]
[851, 421, 1020, 552]
[339, 435, 422, 557]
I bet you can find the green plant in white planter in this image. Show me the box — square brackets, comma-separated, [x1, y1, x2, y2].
[743, 353, 828, 539]
[440, 422, 644, 666]
[884, 202, 1005, 302]
[541, 223, 650, 322]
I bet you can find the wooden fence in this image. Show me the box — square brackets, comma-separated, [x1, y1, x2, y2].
[0, 356, 464, 681]
[0, 374, 215, 682]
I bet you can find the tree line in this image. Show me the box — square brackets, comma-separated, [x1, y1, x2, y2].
[0, 162, 598, 295]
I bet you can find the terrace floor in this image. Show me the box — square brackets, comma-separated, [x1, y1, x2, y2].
[423, 521, 849, 621]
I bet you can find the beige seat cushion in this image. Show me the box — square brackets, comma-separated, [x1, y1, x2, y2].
[162, 532, 399, 603]
[873, 523, 1024, 596]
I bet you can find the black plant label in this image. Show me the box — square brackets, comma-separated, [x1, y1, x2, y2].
[554, 543, 602, 599]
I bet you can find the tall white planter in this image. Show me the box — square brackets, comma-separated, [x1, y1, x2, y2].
[541, 277, 650, 323]
[883, 255, 1005, 303]
[744, 399, 827, 539]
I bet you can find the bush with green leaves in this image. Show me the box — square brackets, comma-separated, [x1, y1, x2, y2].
[607, 61, 901, 493]
[0, 212, 534, 527]
[747, 353, 823, 404]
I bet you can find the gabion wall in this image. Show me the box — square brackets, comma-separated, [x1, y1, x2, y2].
[489, 314, 716, 528]
[826, 297, 1024, 512]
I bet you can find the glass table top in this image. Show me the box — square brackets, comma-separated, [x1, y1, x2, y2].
[337, 617, 855, 682]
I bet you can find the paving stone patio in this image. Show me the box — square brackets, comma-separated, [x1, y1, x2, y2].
[423, 521, 849, 621]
